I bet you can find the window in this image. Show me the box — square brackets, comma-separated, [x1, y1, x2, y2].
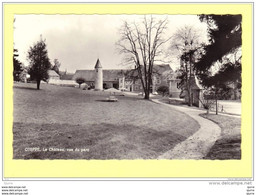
[156, 77, 161, 84]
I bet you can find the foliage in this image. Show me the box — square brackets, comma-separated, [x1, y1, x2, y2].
[157, 85, 169, 97]
[193, 15, 242, 113]
[75, 77, 86, 88]
[52, 59, 61, 74]
[13, 49, 23, 81]
[170, 25, 204, 106]
[27, 36, 51, 89]
[117, 16, 170, 99]
[199, 90, 216, 114]
[200, 83, 240, 115]
[170, 25, 202, 54]
[194, 15, 242, 88]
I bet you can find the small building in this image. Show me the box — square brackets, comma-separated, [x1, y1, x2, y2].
[19, 68, 30, 83]
[184, 76, 204, 107]
[168, 72, 204, 107]
[47, 70, 77, 86]
[48, 70, 60, 83]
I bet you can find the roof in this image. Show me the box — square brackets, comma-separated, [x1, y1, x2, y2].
[48, 70, 59, 77]
[59, 71, 66, 76]
[170, 73, 203, 90]
[103, 70, 123, 81]
[60, 73, 74, 80]
[94, 59, 102, 68]
[73, 69, 123, 82]
[125, 64, 173, 78]
[185, 76, 203, 90]
[72, 64, 173, 82]
[73, 70, 95, 81]
[153, 64, 173, 75]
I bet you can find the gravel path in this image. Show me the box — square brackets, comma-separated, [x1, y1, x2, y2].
[153, 99, 222, 160]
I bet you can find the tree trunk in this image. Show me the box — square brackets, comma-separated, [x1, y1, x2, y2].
[215, 88, 218, 115]
[215, 98, 218, 115]
[188, 52, 193, 107]
[144, 91, 150, 99]
[187, 87, 192, 106]
[143, 76, 151, 100]
[144, 84, 150, 100]
[207, 109, 209, 114]
[189, 91, 192, 106]
[37, 80, 41, 90]
[234, 85, 238, 100]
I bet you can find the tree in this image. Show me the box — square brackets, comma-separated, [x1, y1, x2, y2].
[52, 59, 61, 74]
[195, 15, 241, 72]
[27, 36, 51, 90]
[194, 15, 241, 88]
[13, 48, 23, 81]
[75, 78, 85, 88]
[13, 18, 23, 82]
[116, 16, 170, 99]
[194, 15, 242, 114]
[170, 25, 204, 106]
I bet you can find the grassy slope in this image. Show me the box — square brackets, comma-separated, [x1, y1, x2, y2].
[13, 83, 200, 159]
[200, 114, 241, 160]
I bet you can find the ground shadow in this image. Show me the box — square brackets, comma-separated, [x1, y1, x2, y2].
[13, 122, 187, 160]
[95, 100, 118, 102]
[13, 85, 39, 91]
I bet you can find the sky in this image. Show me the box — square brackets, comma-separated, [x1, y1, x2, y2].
[14, 15, 208, 73]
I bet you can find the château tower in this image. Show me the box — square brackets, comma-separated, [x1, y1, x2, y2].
[94, 59, 103, 90]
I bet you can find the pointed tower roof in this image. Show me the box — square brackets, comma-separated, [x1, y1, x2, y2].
[94, 59, 102, 68]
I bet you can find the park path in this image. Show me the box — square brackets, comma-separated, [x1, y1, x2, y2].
[152, 99, 222, 160]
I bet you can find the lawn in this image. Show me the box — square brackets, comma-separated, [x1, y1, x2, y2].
[158, 97, 186, 106]
[200, 114, 241, 160]
[13, 82, 200, 159]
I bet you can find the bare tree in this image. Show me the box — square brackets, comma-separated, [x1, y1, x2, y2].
[170, 25, 204, 106]
[116, 16, 170, 99]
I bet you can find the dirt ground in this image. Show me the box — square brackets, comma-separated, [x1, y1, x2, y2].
[201, 114, 241, 160]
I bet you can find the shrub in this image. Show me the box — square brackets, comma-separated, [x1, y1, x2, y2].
[75, 78, 85, 88]
[157, 85, 169, 97]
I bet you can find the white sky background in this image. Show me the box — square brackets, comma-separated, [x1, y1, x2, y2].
[14, 15, 208, 73]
